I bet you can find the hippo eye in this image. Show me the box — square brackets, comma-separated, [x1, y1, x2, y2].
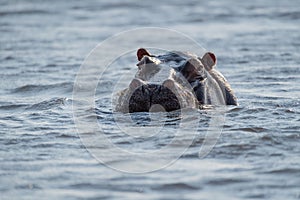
[137, 56, 161, 66]
[196, 76, 206, 81]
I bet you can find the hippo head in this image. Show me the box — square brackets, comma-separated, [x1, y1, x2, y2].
[115, 48, 218, 113]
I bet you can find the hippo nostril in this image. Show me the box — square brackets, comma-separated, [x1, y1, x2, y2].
[141, 85, 151, 96]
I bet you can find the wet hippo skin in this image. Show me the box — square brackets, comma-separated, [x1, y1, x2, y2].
[116, 48, 238, 113]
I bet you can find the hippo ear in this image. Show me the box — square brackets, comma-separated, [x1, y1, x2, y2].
[201, 52, 217, 71]
[181, 58, 205, 82]
[163, 79, 175, 89]
[137, 48, 151, 61]
[129, 78, 145, 90]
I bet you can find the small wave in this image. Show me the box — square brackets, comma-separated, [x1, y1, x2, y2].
[0, 9, 52, 16]
[243, 107, 268, 114]
[259, 135, 282, 145]
[3, 55, 14, 60]
[218, 143, 257, 151]
[152, 183, 199, 191]
[206, 178, 250, 186]
[67, 183, 104, 190]
[45, 63, 57, 67]
[277, 11, 300, 20]
[260, 168, 300, 175]
[227, 106, 244, 113]
[0, 104, 28, 111]
[56, 133, 79, 139]
[26, 97, 68, 111]
[237, 127, 267, 133]
[12, 82, 73, 95]
[14, 183, 42, 190]
[71, 2, 145, 11]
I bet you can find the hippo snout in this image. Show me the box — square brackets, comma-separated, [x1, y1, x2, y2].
[129, 83, 180, 113]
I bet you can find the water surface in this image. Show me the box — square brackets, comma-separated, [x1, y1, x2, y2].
[1, 0, 300, 199]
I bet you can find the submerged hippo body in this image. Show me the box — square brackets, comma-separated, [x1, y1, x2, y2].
[116, 48, 237, 113]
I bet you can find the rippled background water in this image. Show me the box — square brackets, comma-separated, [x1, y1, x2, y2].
[1, 0, 300, 199]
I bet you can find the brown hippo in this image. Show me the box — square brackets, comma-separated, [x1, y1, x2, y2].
[116, 48, 237, 113]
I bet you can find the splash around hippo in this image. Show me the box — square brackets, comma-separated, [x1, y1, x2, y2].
[115, 48, 238, 113]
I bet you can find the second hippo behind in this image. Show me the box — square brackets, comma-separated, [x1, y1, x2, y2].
[116, 48, 238, 113]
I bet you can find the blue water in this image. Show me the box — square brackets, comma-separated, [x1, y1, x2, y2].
[1, 0, 300, 199]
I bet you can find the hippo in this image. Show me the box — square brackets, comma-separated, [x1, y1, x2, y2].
[115, 48, 238, 113]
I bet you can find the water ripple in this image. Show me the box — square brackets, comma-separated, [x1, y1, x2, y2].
[11, 82, 73, 95]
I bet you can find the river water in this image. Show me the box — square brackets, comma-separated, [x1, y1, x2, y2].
[1, 0, 300, 199]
